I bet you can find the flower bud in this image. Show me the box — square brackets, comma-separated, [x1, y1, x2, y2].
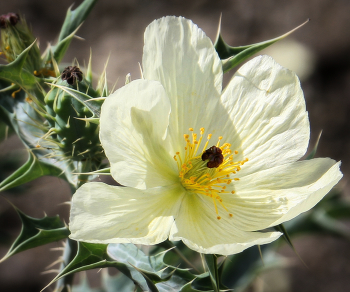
[44, 66, 104, 165]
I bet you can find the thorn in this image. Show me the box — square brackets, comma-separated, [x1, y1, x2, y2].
[45, 257, 64, 269]
[41, 269, 60, 275]
[50, 247, 65, 251]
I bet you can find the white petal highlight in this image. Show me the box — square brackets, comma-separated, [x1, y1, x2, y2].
[227, 158, 342, 231]
[220, 55, 310, 175]
[69, 182, 185, 245]
[142, 16, 223, 149]
[169, 193, 281, 255]
[100, 79, 176, 189]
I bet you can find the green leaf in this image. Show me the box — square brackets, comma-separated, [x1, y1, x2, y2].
[215, 19, 309, 73]
[0, 205, 69, 262]
[44, 243, 169, 292]
[52, 25, 83, 64]
[0, 151, 64, 192]
[311, 209, 350, 241]
[49, 83, 102, 118]
[101, 270, 136, 292]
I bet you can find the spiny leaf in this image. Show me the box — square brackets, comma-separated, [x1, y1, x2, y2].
[0, 205, 69, 262]
[0, 150, 64, 192]
[44, 243, 171, 292]
[215, 19, 309, 73]
[58, 0, 98, 42]
[52, 24, 83, 64]
[44, 0, 98, 64]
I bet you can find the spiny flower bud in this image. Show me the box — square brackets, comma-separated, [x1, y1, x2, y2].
[0, 13, 42, 75]
[61, 66, 83, 85]
[44, 68, 104, 165]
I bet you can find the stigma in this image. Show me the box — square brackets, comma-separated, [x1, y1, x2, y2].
[173, 127, 248, 219]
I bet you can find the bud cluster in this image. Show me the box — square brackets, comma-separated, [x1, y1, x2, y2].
[0, 13, 43, 75]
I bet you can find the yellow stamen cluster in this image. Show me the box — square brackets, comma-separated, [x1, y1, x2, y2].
[173, 127, 248, 219]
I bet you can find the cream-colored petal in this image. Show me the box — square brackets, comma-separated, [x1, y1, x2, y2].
[169, 193, 281, 255]
[225, 158, 342, 231]
[100, 79, 176, 189]
[219, 55, 309, 175]
[142, 16, 223, 151]
[69, 182, 185, 244]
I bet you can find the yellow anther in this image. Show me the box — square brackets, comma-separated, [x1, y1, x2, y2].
[184, 134, 189, 139]
[234, 178, 240, 181]
[231, 191, 235, 194]
[5, 46, 10, 51]
[11, 88, 21, 98]
[217, 216, 221, 220]
[234, 150, 238, 154]
[200, 127, 205, 134]
[229, 213, 233, 217]
[207, 134, 212, 139]
[189, 128, 194, 131]
[218, 136, 223, 140]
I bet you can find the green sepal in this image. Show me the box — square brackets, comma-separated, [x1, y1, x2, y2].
[49, 83, 102, 118]
[0, 205, 69, 262]
[0, 151, 63, 192]
[305, 131, 322, 160]
[215, 20, 309, 73]
[273, 224, 306, 266]
[0, 40, 45, 101]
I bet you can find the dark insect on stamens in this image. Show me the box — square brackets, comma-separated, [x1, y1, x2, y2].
[202, 146, 224, 168]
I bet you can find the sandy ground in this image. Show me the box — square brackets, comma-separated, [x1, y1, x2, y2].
[1, 0, 350, 291]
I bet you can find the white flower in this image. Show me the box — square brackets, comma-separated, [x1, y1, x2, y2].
[69, 16, 342, 255]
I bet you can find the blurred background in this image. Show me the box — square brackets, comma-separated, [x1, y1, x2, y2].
[0, 0, 350, 291]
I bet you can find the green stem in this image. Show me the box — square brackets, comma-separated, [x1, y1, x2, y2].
[55, 238, 77, 292]
[54, 160, 90, 291]
[203, 254, 220, 292]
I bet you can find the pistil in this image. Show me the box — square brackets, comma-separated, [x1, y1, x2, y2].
[173, 127, 248, 219]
